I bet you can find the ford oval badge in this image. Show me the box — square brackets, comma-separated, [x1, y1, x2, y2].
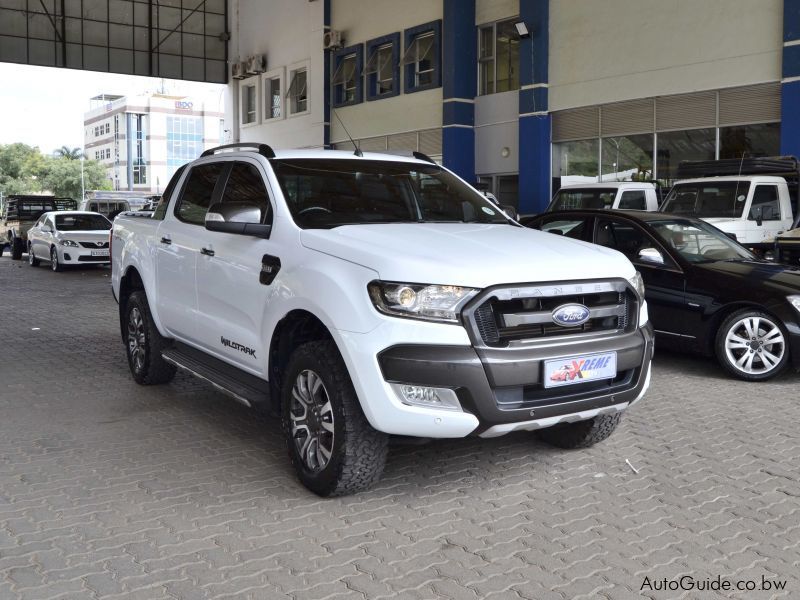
[551, 303, 591, 327]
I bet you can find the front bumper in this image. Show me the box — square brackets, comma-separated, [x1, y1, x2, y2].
[55, 246, 110, 265]
[377, 323, 654, 437]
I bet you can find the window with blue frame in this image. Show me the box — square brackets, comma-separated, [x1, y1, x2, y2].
[332, 45, 363, 107]
[364, 33, 400, 100]
[402, 21, 442, 94]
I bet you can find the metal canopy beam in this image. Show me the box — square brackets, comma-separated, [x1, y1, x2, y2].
[0, 0, 229, 83]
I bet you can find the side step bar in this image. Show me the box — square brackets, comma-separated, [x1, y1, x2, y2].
[162, 343, 270, 408]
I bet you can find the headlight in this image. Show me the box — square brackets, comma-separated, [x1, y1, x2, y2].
[628, 271, 645, 298]
[368, 281, 478, 323]
[59, 240, 79, 247]
[788, 295, 800, 313]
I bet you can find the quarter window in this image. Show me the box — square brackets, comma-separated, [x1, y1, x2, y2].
[618, 191, 647, 210]
[175, 163, 225, 225]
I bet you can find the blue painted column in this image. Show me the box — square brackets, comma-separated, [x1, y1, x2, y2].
[782, 0, 800, 156]
[323, 0, 332, 148]
[518, 0, 550, 214]
[442, 0, 476, 182]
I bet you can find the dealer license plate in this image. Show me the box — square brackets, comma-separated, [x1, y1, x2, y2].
[544, 352, 617, 388]
[91, 250, 109, 257]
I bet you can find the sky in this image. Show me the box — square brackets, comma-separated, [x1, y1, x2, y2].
[0, 62, 225, 154]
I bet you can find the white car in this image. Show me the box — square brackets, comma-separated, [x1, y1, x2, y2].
[27, 211, 112, 271]
[111, 145, 653, 496]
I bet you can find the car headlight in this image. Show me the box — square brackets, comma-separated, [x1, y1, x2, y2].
[59, 240, 79, 247]
[788, 295, 800, 313]
[368, 281, 478, 323]
[628, 271, 645, 298]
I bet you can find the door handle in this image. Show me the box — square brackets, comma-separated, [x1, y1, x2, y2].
[160, 236, 172, 245]
[200, 247, 215, 257]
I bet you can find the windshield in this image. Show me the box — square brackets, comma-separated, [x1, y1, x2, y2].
[55, 214, 112, 231]
[661, 182, 751, 218]
[271, 159, 510, 228]
[549, 188, 617, 211]
[650, 219, 755, 263]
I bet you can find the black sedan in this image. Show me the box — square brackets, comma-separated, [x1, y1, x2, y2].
[523, 210, 800, 381]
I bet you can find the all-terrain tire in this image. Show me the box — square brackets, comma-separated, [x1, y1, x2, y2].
[11, 237, 23, 260]
[282, 340, 388, 497]
[123, 291, 176, 385]
[538, 413, 622, 449]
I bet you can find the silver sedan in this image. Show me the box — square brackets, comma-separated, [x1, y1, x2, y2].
[27, 211, 112, 272]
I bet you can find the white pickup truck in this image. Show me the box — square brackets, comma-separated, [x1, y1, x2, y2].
[547, 182, 661, 212]
[110, 144, 653, 496]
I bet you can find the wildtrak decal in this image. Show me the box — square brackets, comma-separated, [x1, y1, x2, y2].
[221, 336, 257, 358]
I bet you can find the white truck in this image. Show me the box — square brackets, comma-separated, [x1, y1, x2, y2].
[547, 182, 661, 212]
[660, 157, 800, 251]
[110, 144, 654, 496]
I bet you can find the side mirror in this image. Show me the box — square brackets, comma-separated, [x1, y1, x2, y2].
[205, 202, 271, 238]
[638, 247, 664, 265]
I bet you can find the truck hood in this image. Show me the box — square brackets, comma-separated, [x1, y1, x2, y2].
[300, 223, 635, 288]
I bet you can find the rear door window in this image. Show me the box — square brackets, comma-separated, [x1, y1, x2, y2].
[175, 163, 226, 225]
[618, 191, 647, 210]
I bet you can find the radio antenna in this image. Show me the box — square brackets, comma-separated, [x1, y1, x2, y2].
[333, 109, 362, 157]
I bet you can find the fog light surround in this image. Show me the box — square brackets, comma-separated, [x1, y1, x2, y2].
[391, 384, 462, 412]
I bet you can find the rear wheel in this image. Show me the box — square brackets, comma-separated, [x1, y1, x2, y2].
[282, 340, 388, 496]
[50, 246, 61, 272]
[538, 413, 622, 449]
[124, 291, 176, 385]
[715, 309, 789, 381]
[11, 237, 23, 260]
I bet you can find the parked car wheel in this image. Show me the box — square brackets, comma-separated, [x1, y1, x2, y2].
[0, 243, 4, 257]
[538, 413, 622, 449]
[282, 340, 388, 497]
[715, 309, 789, 381]
[11, 237, 23, 260]
[124, 291, 177, 385]
[50, 247, 61, 272]
[28, 245, 40, 267]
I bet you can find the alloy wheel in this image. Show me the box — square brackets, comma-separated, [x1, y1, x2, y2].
[289, 369, 335, 472]
[51, 248, 58, 271]
[724, 316, 785, 375]
[127, 307, 146, 373]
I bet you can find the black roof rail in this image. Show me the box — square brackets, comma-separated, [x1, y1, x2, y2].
[412, 151, 436, 164]
[201, 143, 276, 159]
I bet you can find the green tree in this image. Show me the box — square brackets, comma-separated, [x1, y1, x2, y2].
[40, 157, 112, 201]
[53, 146, 84, 160]
[0, 143, 45, 194]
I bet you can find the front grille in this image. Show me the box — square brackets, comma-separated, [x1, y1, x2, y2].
[79, 241, 109, 248]
[78, 255, 109, 262]
[466, 281, 637, 348]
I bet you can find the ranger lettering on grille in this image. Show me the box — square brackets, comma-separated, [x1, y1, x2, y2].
[220, 336, 257, 358]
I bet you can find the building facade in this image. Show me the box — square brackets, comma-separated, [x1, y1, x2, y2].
[225, 0, 796, 213]
[83, 92, 225, 193]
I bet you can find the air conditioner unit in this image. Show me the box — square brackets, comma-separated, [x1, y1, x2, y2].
[323, 29, 343, 50]
[231, 62, 246, 79]
[245, 54, 267, 75]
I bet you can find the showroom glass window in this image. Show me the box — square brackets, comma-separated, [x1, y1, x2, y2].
[552, 139, 600, 185]
[656, 129, 716, 183]
[478, 18, 520, 95]
[601, 135, 653, 182]
[719, 123, 780, 160]
[167, 116, 204, 178]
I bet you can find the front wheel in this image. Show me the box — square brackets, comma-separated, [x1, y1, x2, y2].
[123, 291, 176, 385]
[282, 340, 388, 497]
[11, 237, 23, 260]
[28, 245, 40, 267]
[50, 247, 62, 272]
[715, 310, 789, 381]
[538, 413, 622, 449]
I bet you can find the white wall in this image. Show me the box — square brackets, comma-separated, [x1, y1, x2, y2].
[476, 0, 517, 26]
[329, 0, 443, 144]
[228, 0, 325, 149]
[549, 0, 783, 110]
